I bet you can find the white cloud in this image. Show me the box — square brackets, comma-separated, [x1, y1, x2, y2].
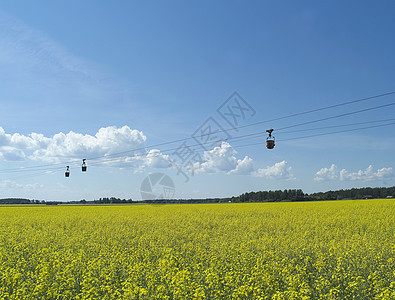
[252, 160, 295, 180]
[0, 127, 37, 150]
[340, 165, 393, 181]
[314, 164, 338, 181]
[145, 149, 171, 168]
[0, 126, 197, 174]
[194, 142, 237, 173]
[30, 126, 147, 162]
[188, 142, 295, 179]
[375, 167, 394, 178]
[0, 146, 26, 161]
[314, 164, 393, 181]
[228, 156, 254, 175]
[192, 142, 254, 175]
[0, 125, 147, 163]
[81, 148, 172, 173]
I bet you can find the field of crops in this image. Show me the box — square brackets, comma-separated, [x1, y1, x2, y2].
[0, 200, 394, 299]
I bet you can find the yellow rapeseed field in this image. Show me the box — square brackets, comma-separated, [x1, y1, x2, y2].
[0, 200, 394, 299]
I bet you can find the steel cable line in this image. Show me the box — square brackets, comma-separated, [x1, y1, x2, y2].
[0, 92, 394, 173]
[0, 160, 80, 173]
[215, 113, 395, 145]
[1, 106, 395, 173]
[83, 101, 395, 163]
[274, 102, 395, 131]
[2, 119, 393, 175]
[231, 121, 395, 149]
[215, 118, 395, 145]
[280, 122, 395, 142]
[226, 91, 395, 131]
[82, 92, 395, 160]
[61, 92, 395, 162]
[274, 118, 395, 134]
[82, 120, 395, 171]
[5, 169, 64, 181]
[0, 165, 65, 174]
[73, 119, 395, 169]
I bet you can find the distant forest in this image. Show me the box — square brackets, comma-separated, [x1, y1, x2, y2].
[233, 186, 395, 203]
[1, 186, 394, 205]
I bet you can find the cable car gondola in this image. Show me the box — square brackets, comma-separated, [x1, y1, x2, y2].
[266, 129, 275, 149]
[82, 159, 87, 172]
[65, 166, 70, 177]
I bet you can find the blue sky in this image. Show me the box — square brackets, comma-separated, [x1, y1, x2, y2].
[0, 1, 394, 201]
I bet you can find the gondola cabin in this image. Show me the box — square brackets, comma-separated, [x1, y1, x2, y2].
[65, 166, 70, 177]
[266, 138, 275, 149]
[266, 129, 275, 149]
[82, 159, 87, 172]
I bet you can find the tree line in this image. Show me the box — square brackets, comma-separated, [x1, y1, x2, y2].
[231, 186, 395, 203]
[1, 186, 394, 205]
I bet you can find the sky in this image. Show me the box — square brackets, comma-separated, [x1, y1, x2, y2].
[0, 1, 394, 201]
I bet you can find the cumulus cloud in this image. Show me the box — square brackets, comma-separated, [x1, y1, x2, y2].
[194, 142, 237, 173]
[228, 156, 254, 175]
[0, 125, 185, 175]
[0, 146, 26, 161]
[0, 127, 37, 150]
[314, 164, 338, 181]
[189, 142, 294, 179]
[252, 160, 295, 180]
[314, 164, 393, 181]
[340, 165, 393, 181]
[32, 126, 147, 161]
[192, 142, 254, 175]
[145, 149, 171, 169]
[0, 125, 147, 162]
